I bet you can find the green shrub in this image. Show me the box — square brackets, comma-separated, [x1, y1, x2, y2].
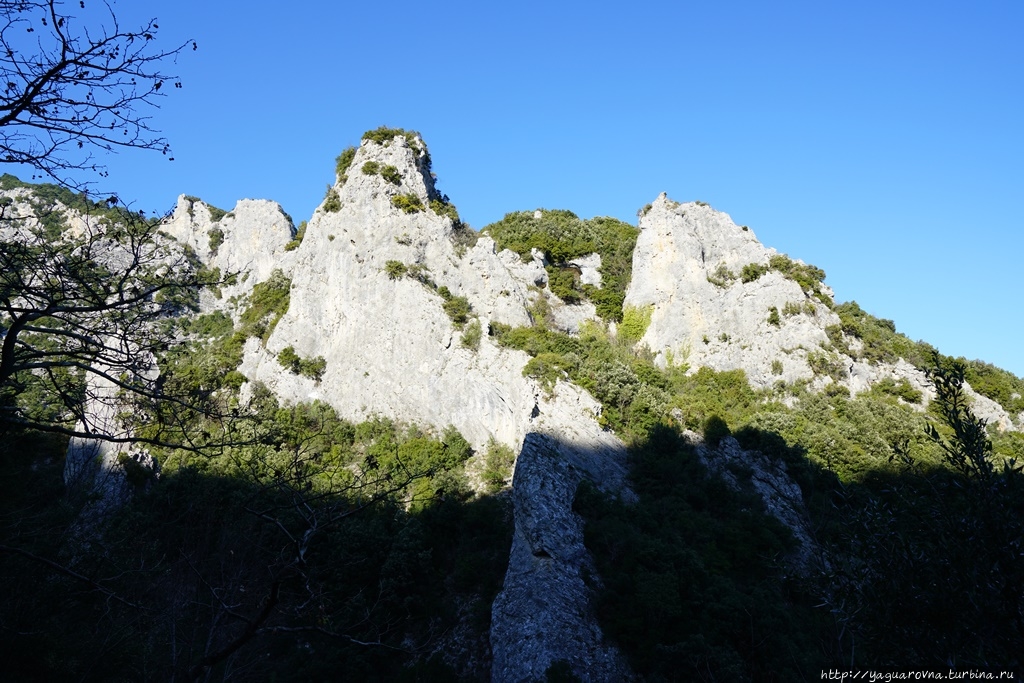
[380, 165, 401, 185]
[482, 439, 516, 493]
[825, 382, 851, 398]
[440, 291, 471, 328]
[707, 263, 736, 287]
[451, 223, 478, 257]
[361, 160, 381, 176]
[771, 359, 784, 375]
[239, 269, 292, 342]
[807, 350, 844, 382]
[782, 301, 803, 317]
[547, 266, 582, 304]
[461, 320, 482, 351]
[429, 198, 461, 225]
[335, 146, 357, 183]
[523, 352, 569, 394]
[741, 262, 769, 283]
[834, 301, 936, 367]
[284, 220, 306, 251]
[322, 185, 341, 213]
[392, 193, 424, 213]
[482, 210, 639, 321]
[277, 345, 302, 373]
[207, 226, 224, 253]
[277, 346, 327, 381]
[206, 204, 228, 223]
[385, 260, 408, 280]
[870, 377, 923, 404]
[363, 126, 414, 146]
[301, 356, 327, 381]
[962, 359, 1024, 414]
[767, 306, 781, 327]
[769, 254, 831, 306]
[619, 305, 653, 343]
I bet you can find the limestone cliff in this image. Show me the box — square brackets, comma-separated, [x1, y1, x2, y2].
[625, 194, 839, 388]
[624, 194, 1022, 430]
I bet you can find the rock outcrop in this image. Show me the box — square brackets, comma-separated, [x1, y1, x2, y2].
[490, 431, 632, 683]
[160, 195, 298, 305]
[625, 194, 840, 389]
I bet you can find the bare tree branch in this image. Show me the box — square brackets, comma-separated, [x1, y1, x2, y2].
[0, 0, 193, 189]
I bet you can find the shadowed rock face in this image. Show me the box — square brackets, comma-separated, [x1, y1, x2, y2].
[490, 432, 633, 683]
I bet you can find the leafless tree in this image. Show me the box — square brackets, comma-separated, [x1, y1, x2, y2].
[1, 0, 194, 188]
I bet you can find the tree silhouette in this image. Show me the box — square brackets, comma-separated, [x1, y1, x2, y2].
[1, 0, 193, 188]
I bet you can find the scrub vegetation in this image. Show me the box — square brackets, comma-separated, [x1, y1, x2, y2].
[482, 209, 639, 321]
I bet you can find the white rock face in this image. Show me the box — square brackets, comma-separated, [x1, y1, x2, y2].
[243, 134, 554, 450]
[568, 252, 602, 288]
[625, 194, 840, 388]
[160, 195, 297, 305]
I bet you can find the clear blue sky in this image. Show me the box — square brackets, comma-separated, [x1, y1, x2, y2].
[45, 1, 1024, 376]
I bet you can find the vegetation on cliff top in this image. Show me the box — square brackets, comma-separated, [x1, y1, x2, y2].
[483, 209, 639, 321]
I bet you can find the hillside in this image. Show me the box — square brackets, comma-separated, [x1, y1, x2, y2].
[1, 130, 1022, 681]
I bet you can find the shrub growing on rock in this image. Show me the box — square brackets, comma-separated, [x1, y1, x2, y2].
[335, 146, 357, 183]
[461, 320, 482, 351]
[380, 165, 402, 185]
[392, 193, 424, 214]
[322, 186, 341, 213]
[385, 260, 408, 280]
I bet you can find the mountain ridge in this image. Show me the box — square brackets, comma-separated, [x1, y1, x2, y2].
[3, 128, 1022, 678]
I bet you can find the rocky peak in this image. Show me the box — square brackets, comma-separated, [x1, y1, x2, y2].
[626, 194, 839, 388]
[161, 194, 296, 304]
[332, 130, 439, 214]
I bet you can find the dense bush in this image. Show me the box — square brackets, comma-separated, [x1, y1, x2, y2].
[239, 269, 292, 342]
[482, 210, 639, 321]
[437, 286, 471, 328]
[618, 305, 652, 343]
[384, 260, 408, 280]
[322, 185, 341, 213]
[461, 319, 482, 351]
[380, 164, 401, 185]
[769, 254, 831, 306]
[335, 146, 357, 183]
[482, 439, 516, 493]
[277, 345, 327, 380]
[207, 226, 224, 252]
[391, 192, 423, 213]
[741, 261, 769, 283]
[362, 125, 418, 147]
[706, 262, 736, 287]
